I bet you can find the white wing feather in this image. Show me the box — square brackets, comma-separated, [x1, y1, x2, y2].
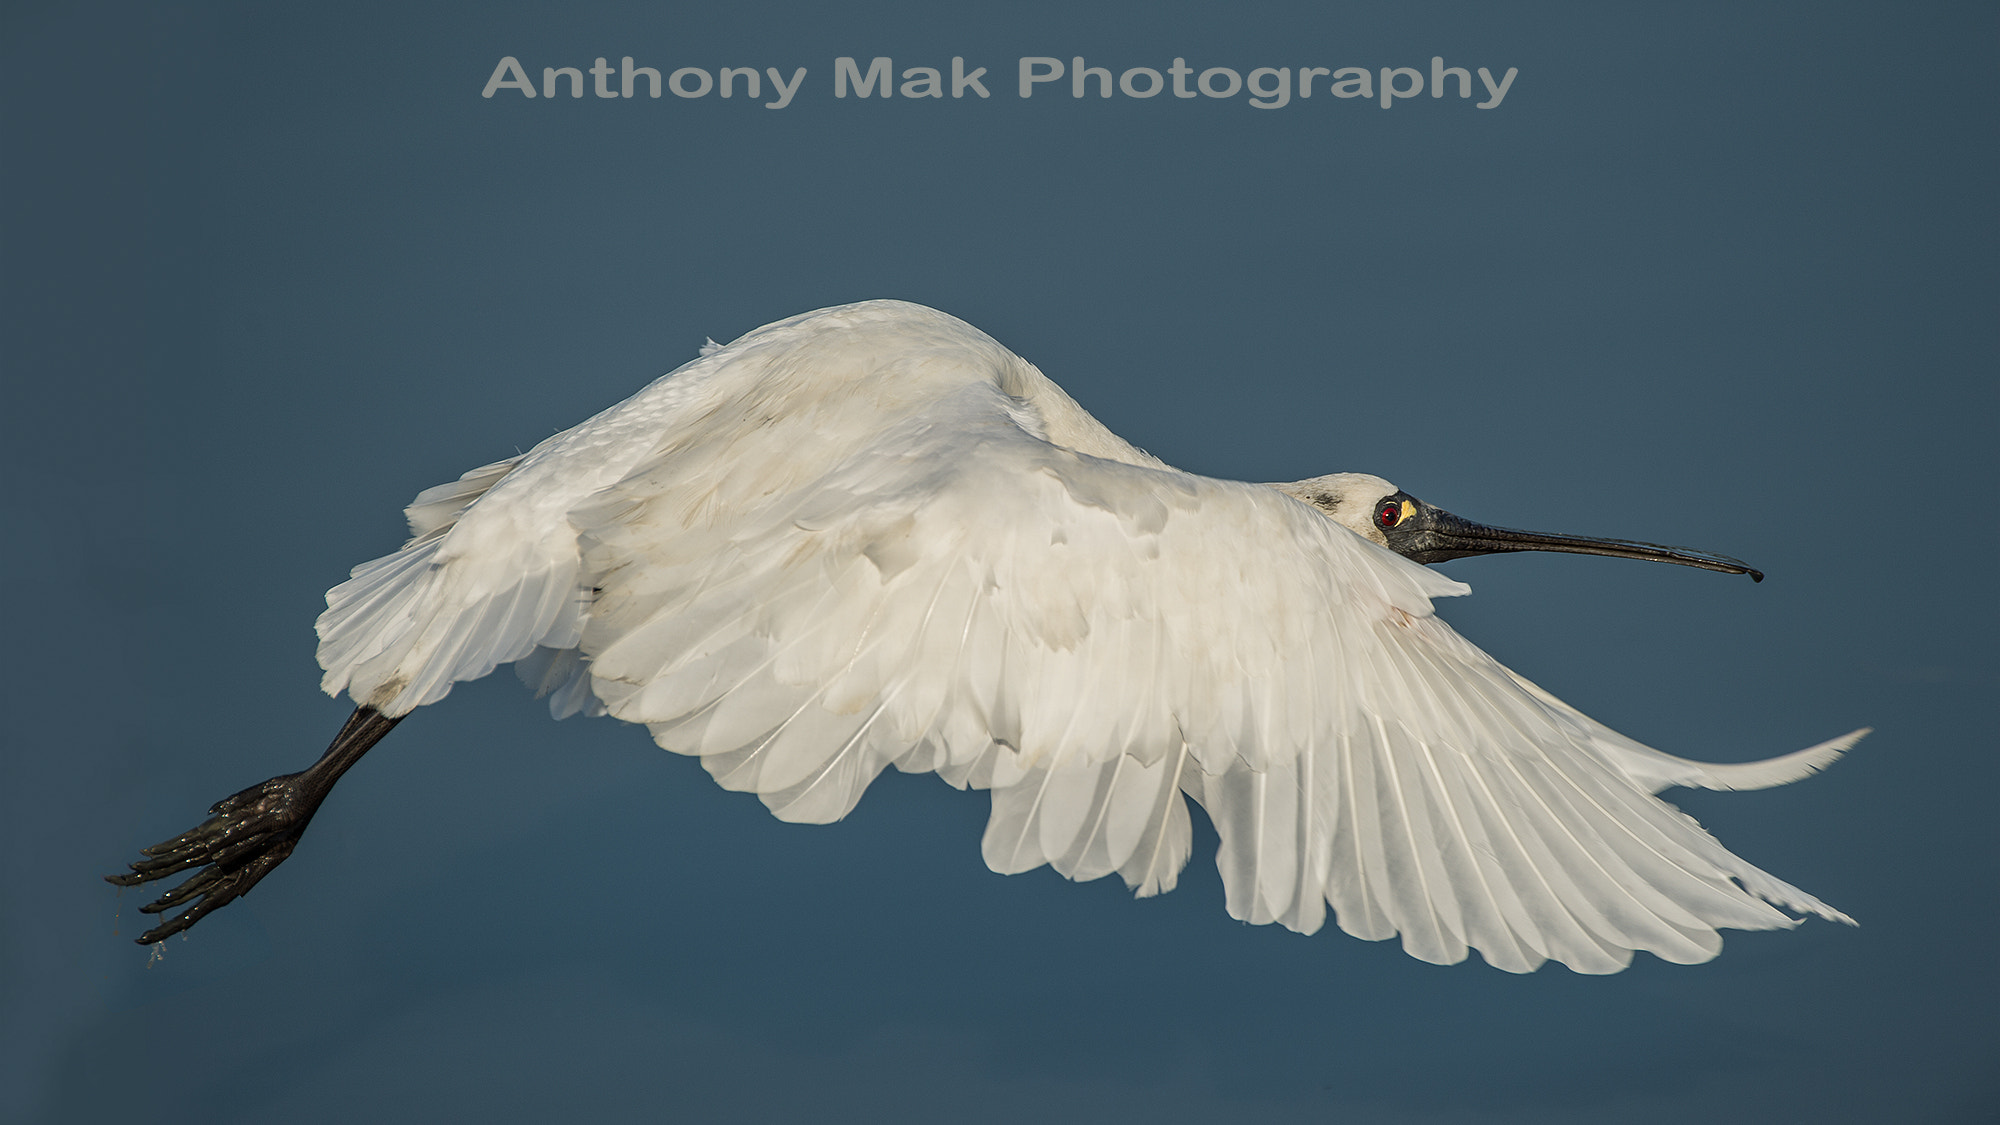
[312, 300, 1854, 973]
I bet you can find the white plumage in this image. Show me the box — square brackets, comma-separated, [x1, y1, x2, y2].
[314, 299, 1858, 974]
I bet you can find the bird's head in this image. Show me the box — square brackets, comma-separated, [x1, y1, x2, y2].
[1272, 472, 1763, 581]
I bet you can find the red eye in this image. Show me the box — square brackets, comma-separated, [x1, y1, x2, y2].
[1377, 502, 1401, 529]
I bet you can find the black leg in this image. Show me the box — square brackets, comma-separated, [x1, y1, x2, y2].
[107, 707, 403, 944]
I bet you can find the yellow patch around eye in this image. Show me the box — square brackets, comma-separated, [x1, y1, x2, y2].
[1399, 500, 1416, 525]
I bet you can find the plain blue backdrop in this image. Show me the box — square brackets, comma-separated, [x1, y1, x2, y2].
[5, 2, 1995, 1122]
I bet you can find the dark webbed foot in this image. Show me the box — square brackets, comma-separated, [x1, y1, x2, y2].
[107, 774, 317, 942]
[106, 707, 402, 944]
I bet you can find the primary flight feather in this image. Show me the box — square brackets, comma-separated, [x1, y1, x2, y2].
[111, 299, 1862, 973]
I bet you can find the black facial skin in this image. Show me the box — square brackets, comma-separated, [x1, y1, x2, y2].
[1371, 491, 1764, 581]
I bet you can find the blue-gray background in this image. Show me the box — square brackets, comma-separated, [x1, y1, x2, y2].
[5, 2, 1994, 1122]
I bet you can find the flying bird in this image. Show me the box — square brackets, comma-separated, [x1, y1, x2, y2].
[109, 300, 1863, 973]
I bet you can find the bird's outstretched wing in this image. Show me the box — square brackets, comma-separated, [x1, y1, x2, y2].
[559, 381, 1848, 974]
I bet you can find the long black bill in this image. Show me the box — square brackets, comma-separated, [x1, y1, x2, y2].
[1382, 493, 1763, 581]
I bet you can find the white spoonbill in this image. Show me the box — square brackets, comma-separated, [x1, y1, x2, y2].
[110, 299, 1863, 973]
